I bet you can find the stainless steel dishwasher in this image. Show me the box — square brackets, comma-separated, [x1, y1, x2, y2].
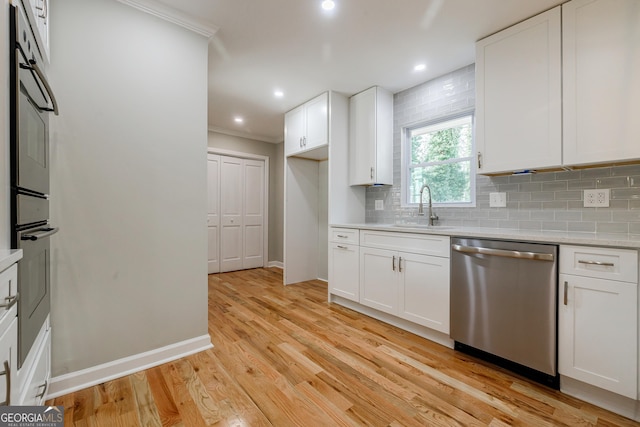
[450, 237, 559, 388]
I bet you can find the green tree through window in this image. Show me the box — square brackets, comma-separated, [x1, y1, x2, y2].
[406, 115, 474, 205]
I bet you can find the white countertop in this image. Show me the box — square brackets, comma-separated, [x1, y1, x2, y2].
[0, 249, 23, 272]
[331, 223, 640, 249]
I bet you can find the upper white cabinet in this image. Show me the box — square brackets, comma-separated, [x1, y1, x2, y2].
[558, 245, 638, 399]
[349, 86, 393, 185]
[21, 0, 49, 63]
[475, 7, 562, 175]
[285, 92, 329, 160]
[562, 0, 640, 166]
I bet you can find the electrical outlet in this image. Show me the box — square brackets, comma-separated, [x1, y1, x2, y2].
[583, 189, 610, 207]
[489, 192, 507, 208]
[375, 199, 384, 210]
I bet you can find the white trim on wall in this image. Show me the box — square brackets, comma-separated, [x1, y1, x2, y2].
[207, 148, 270, 269]
[46, 335, 213, 399]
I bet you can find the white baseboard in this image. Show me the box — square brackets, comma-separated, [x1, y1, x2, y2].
[46, 334, 213, 399]
[267, 261, 283, 269]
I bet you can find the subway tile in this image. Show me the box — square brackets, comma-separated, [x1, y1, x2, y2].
[612, 210, 640, 222]
[582, 210, 613, 221]
[555, 170, 582, 181]
[542, 221, 568, 231]
[554, 191, 582, 201]
[542, 181, 567, 192]
[508, 192, 531, 202]
[630, 200, 640, 210]
[531, 172, 555, 182]
[596, 176, 630, 189]
[509, 174, 532, 184]
[488, 210, 509, 219]
[519, 201, 542, 210]
[531, 211, 555, 221]
[630, 223, 640, 234]
[519, 221, 542, 230]
[498, 220, 519, 229]
[555, 211, 582, 221]
[580, 167, 611, 179]
[611, 188, 640, 200]
[531, 191, 555, 201]
[596, 222, 629, 234]
[509, 210, 530, 220]
[608, 200, 629, 210]
[498, 183, 519, 192]
[568, 222, 596, 232]
[519, 182, 542, 192]
[542, 201, 568, 210]
[567, 201, 584, 210]
[567, 180, 596, 190]
[477, 219, 499, 228]
[611, 164, 640, 176]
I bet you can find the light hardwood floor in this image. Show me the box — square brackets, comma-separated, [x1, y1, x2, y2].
[48, 268, 640, 426]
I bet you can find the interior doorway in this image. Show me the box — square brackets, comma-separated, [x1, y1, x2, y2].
[207, 150, 269, 273]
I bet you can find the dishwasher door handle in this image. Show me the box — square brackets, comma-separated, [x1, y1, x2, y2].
[451, 244, 555, 262]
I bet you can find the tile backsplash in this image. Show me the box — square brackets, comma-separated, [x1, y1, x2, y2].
[366, 64, 640, 238]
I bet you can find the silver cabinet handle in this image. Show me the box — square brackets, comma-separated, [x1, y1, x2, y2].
[398, 257, 403, 272]
[303, 136, 307, 147]
[336, 245, 348, 249]
[370, 167, 374, 179]
[36, 380, 48, 399]
[299, 137, 302, 148]
[477, 152, 482, 169]
[0, 361, 11, 405]
[336, 234, 348, 238]
[578, 259, 614, 267]
[0, 293, 19, 310]
[451, 244, 554, 262]
[392, 255, 396, 271]
[563, 281, 568, 306]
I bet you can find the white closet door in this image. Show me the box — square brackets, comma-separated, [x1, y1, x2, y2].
[207, 154, 220, 274]
[220, 156, 244, 272]
[243, 159, 265, 269]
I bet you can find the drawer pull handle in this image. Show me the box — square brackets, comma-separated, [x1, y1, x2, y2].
[0, 360, 11, 405]
[36, 380, 48, 399]
[399, 257, 403, 272]
[336, 235, 348, 238]
[563, 281, 568, 306]
[0, 293, 19, 310]
[392, 256, 396, 271]
[337, 245, 348, 249]
[578, 260, 614, 267]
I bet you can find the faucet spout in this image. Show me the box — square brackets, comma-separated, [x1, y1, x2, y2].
[418, 183, 439, 226]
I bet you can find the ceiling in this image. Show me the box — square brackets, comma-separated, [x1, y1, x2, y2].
[145, 0, 566, 143]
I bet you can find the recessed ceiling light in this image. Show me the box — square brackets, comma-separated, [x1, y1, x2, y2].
[274, 90, 284, 98]
[234, 117, 243, 123]
[414, 63, 427, 72]
[321, 0, 335, 11]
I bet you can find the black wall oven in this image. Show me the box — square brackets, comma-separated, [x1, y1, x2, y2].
[9, 3, 59, 368]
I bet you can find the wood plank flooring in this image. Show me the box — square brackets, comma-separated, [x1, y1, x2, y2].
[47, 268, 640, 426]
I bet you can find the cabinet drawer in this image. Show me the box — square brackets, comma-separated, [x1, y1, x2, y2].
[360, 230, 450, 257]
[330, 228, 359, 245]
[0, 265, 18, 326]
[560, 245, 638, 283]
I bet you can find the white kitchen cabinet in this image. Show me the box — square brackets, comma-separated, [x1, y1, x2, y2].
[0, 313, 17, 406]
[20, 0, 49, 63]
[359, 230, 450, 333]
[17, 317, 50, 405]
[285, 92, 329, 159]
[562, 0, 640, 166]
[559, 245, 638, 399]
[328, 228, 359, 302]
[475, 7, 562, 174]
[349, 86, 393, 185]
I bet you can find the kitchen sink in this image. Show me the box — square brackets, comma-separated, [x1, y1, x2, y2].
[391, 224, 454, 230]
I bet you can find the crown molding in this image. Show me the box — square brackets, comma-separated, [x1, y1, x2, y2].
[208, 127, 283, 144]
[116, 0, 219, 38]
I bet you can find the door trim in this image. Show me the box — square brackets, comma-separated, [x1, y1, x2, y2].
[207, 148, 269, 269]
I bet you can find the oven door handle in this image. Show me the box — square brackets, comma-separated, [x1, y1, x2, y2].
[21, 227, 59, 241]
[19, 59, 59, 115]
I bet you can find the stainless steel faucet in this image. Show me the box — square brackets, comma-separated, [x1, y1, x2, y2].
[418, 183, 439, 226]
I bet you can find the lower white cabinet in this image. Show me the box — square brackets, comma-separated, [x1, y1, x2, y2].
[16, 317, 51, 405]
[328, 242, 359, 302]
[358, 231, 451, 334]
[0, 314, 18, 405]
[558, 245, 638, 399]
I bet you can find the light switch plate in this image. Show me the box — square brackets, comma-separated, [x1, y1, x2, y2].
[584, 189, 610, 207]
[489, 192, 507, 208]
[375, 199, 384, 210]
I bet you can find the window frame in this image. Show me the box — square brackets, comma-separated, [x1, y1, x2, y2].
[401, 110, 476, 208]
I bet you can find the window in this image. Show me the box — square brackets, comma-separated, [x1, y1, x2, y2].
[403, 113, 475, 207]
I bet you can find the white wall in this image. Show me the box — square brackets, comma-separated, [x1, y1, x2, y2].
[0, 0, 11, 249]
[208, 132, 284, 264]
[48, 0, 209, 375]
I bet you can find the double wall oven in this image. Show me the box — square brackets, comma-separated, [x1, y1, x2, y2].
[9, 3, 59, 368]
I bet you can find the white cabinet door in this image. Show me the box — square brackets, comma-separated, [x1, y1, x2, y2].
[0, 317, 17, 406]
[476, 7, 561, 174]
[19, 328, 50, 406]
[304, 92, 329, 151]
[284, 105, 305, 157]
[562, 0, 640, 166]
[207, 155, 220, 274]
[558, 274, 637, 398]
[328, 243, 359, 302]
[360, 247, 398, 315]
[398, 252, 450, 334]
[349, 87, 393, 185]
